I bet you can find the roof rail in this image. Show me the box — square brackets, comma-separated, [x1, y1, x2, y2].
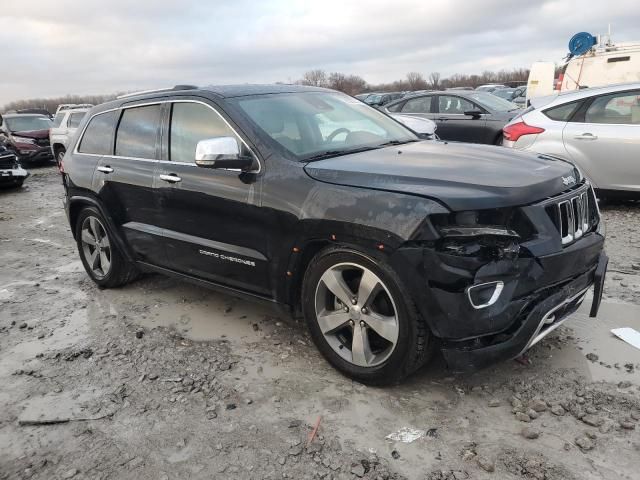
[117, 85, 198, 100]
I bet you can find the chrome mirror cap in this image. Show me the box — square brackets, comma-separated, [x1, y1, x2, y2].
[195, 137, 241, 166]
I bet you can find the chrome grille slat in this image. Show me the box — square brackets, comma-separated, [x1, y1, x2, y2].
[543, 186, 593, 246]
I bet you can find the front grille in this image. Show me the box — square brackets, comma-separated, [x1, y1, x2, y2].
[544, 186, 596, 246]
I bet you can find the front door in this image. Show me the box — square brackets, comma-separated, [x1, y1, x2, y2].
[155, 100, 269, 295]
[563, 89, 640, 193]
[435, 94, 487, 143]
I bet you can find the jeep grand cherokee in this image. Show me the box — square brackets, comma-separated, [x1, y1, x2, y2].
[61, 84, 607, 385]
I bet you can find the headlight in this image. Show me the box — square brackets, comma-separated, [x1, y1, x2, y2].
[430, 208, 534, 260]
[11, 135, 36, 145]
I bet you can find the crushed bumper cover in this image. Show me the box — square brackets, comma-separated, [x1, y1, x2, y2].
[441, 252, 608, 372]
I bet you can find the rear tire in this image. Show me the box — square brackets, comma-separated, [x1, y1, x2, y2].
[56, 147, 66, 168]
[494, 134, 504, 146]
[301, 246, 433, 385]
[75, 206, 138, 288]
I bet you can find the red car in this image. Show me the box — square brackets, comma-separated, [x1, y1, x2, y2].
[0, 113, 54, 164]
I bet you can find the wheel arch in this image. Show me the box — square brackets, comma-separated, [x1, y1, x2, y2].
[68, 195, 135, 262]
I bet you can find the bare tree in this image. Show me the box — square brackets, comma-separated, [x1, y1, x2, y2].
[405, 72, 428, 91]
[428, 72, 441, 90]
[299, 69, 328, 87]
[327, 73, 366, 95]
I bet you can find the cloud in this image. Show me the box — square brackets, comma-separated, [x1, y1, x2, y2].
[0, 0, 638, 106]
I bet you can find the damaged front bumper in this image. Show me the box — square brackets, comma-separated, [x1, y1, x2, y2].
[441, 252, 607, 372]
[389, 200, 606, 372]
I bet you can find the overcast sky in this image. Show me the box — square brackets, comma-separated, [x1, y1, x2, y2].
[0, 0, 638, 106]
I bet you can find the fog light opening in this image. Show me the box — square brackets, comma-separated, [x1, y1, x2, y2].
[466, 281, 504, 309]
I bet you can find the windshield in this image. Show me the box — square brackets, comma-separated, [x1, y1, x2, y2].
[493, 89, 515, 99]
[5, 115, 53, 132]
[236, 92, 417, 161]
[465, 91, 519, 111]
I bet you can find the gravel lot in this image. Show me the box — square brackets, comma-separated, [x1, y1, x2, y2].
[1, 166, 639, 480]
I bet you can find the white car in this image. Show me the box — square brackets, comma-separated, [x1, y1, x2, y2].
[49, 107, 90, 165]
[390, 114, 437, 139]
[502, 83, 640, 199]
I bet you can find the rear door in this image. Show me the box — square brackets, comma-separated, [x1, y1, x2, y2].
[155, 99, 269, 295]
[563, 89, 640, 192]
[395, 95, 437, 123]
[434, 94, 488, 143]
[93, 103, 167, 266]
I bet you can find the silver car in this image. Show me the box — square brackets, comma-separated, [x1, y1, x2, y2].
[503, 83, 640, 198]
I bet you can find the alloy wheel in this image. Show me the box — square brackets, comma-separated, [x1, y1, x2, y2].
[80, 216, 111, 279]
[314, 262, 399, 367]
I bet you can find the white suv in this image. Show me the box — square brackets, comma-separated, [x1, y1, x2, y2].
[50, 107, 90, 165]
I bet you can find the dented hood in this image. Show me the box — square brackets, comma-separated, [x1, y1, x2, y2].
[303, 141, 579, 211]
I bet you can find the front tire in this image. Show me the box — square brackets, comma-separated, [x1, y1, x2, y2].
[301, 247, 433, 385]
[75, 207, 137, 288]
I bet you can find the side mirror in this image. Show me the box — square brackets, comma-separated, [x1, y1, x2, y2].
[464, 110, 483, 119]
[195, 137, 254, 170]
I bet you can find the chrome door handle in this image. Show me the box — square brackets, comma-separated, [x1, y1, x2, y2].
[574, 133, 598, 140]
[160, 174, 181, 183]
[97, 166, 114, 173]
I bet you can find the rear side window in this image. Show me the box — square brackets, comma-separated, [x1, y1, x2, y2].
[68, 112, 86, 129]
[386, 102, 404, 112]
[78, 111, 118, 155]
[543, 101, 580, 122]
[584, 91, 640, 124]
[52, 113, 65, 128]
[115, 105, 162, 159]
[170, 102, 239, 163]
[401, 96, 432, 113]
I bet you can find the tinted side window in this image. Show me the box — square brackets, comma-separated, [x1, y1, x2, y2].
[78, 111, 118, 155]
[68, 112, 86, 129]
[386, 102, 404, 112]
[438, 96, 474, 114]
[170, 102, 238, 163]
[115, 105, 162, 159]
[401, 96, 432, 113]
[543, 101, 581, 122]
[584, 91, 640, 125]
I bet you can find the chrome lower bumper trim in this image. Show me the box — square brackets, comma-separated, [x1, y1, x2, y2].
[520, 286, 591, 355]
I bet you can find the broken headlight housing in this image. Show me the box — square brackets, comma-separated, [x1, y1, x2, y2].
[431, 208, 534, 260]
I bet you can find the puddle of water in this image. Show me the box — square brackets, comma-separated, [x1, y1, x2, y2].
[92, 280, 278, 344]
[0, 309, 90, 376]
[544, 297, 640, 383]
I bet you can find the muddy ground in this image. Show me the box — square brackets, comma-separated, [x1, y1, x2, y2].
[1, 166, 639, 480]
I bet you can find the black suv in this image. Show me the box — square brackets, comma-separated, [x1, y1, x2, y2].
[62, 84, 607, 384]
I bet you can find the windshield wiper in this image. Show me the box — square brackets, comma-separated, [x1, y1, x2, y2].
[303, 145, 382, 162]
[377, 139, 419, 147]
